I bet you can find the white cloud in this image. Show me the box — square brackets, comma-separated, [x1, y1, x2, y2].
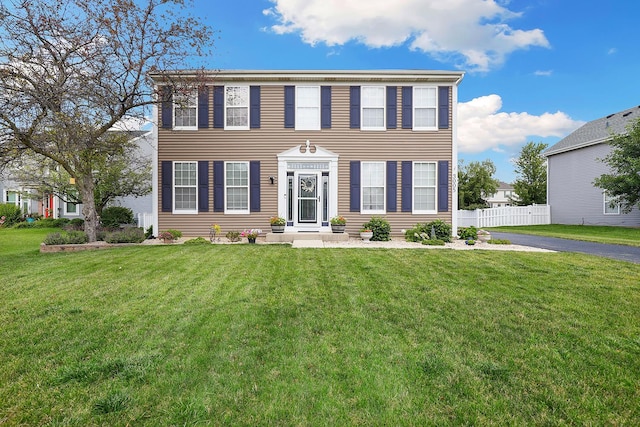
[264, 0, 550, 71]
[458, 95, 584, 153]
[534, 70, 553, 76]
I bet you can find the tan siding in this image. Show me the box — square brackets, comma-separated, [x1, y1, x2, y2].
[157, 82, 455, 236]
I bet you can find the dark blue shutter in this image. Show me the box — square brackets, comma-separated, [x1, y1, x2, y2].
[350, 161, 361, 212]
[250, 86, 261, 129]
[402, 87, 412, 129]
[213, 86, 224, 128]
[161, 161, 172, 212]
[387, 161, 397, 212]
[198, 86, 209, 128]
[284, 86, 295, 128]
[350, 86, 361, 129]
[198, 161, 209, 212]
[250, 161, 260, 212]
[438, 86, 450, 129]
[161, 87, 173, 129]
[438, 160, 449, 212]
[387, 86, 397, 129]
[321, 86, 332, 129]
[213, 161, 224, 212]
[401, 161, 412, 212]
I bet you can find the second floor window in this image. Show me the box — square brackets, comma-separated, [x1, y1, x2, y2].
[296, 86, 320, 130]
[225, 86, 249, 129]
[361, 86, 385, 130]
[174, 92, 197, 129]
[413, 87, 437, 130]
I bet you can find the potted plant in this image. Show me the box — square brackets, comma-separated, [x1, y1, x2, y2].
[360, 228, 373, 242]
[269, 216, 286, 233]
[158, 230, 175, 244]
[330, 215, 347, 233]
[241, 228, 262, 244]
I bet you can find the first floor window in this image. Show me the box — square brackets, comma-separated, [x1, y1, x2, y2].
[174, 91, 197, 129]
[362, 162, 385, 212]
[174, 162, 197, 212]
[226, 162, 249, 213]
[413, 162, 436, 213]
[65, 202, 78, 215]
[603, 191, 620, 215]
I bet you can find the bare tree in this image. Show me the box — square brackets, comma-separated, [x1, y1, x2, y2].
[0, 0, 212, 241]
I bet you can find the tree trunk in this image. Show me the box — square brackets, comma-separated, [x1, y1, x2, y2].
[77, 176, 99, 242]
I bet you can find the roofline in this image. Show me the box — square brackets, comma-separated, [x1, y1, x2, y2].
[149, 69, 465, 85]
[544, 136, 610, 157]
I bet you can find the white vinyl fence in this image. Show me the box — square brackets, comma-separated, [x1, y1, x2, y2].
[135, 212, 153, 230]
[457, 205, 550, 228]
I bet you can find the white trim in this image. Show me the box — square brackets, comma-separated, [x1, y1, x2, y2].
[224, 85, 250, 130]
[361, 161, 386, 214]
[295, 86, 321, 131]
[412, 86, 438, 131]
[152, 95, 159, 236]
[172, 161, 198, 214]
[224, 161, 250, 214]
[412, 161, 437, 214]
[603, 191, 620, 215]
[173, 90, 198, 130]
[360, 85, 386, 131]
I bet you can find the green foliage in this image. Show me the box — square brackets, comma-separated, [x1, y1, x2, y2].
[43, 230, 89, 245]
[184, 237, 211, 245]
[104, 228, 145, 243]
[458, 159, 500, 209]
[362, 216, 391, 241]
[226, 230, 241, 242]
[34, 217, 70, 228]
[145, 225, 154, 239]
[458, 226, 478, 240]
[405, 219, 452, 243]
[0, 203, 22, 226]
[513, 141, 548, 205]
[100, 206, 134, 228]
[166, 229, 182, 239]
[488, 239, 512, 245]
[465, 239, 476, 245]
[421, 239, 445, 246]
[593, 118, 640, 213]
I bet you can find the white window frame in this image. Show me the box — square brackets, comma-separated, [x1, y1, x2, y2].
[603, 191, 620, 215]
[361, 86, 386, 131]
[173, 91, 198, 130]
[413, 161, 437, 214]
[225, 85, 249, 130]
[64, 200, 80, 216]
[361, 161, 386, 214]
[295, 86, 320, 131]
[225, 161, 250, 214]
[413, 86, 437, 131]
[173, 161, 198, 214]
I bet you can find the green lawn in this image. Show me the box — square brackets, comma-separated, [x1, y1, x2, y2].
[488, 224, 640, 247]
[1, 229, 639, 425]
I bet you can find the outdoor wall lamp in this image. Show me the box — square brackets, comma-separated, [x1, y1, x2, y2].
[269, 176, 275, 184]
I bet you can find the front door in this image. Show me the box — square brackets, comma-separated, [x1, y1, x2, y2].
[295, 172, 322, 229]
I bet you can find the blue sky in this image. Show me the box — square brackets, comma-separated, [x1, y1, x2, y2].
[194, 0, 640, 183]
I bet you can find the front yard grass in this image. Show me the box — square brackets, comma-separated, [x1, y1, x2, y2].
[1, 229, 639, 425]
[489, 224, 640, 247]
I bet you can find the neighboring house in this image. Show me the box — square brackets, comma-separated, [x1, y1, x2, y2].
[151, 69, 465, 237]
[0, 177, 40, 216]
[485, 181, 517, 208]
[544, 105, 640, 226]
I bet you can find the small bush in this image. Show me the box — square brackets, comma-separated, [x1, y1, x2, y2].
[100, 206, 134, 228]
[458, 226, 478, 240]
[488, 239, 511, 245]
[184, 237, 211, 245]
[13, 221, 35, 229]
[43, 232, 67, 245]
[422, 239, 445, 246]
[166, 229, 182, 239]
[105, 228, 145, 243]
[43, 231, 88, 245]
[226, 230, 241, 242]
[0, 203, 23, 227]
[362, 216, 391, 241]
[144, 225, 154, 239]
[405, 219, 452, 243]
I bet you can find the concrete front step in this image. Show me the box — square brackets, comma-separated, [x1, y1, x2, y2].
[265, 232, 350, 243]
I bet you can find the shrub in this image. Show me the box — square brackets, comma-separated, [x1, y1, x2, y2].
[488, 239, 511, 245]
[184, 237, 211, 245]
[35, 217, 71, 228]
[166, 229, 182, 239]
[405, 219, 452, 243]
[64, 218, 85, 231]
[422, 239, 445, 246]
[43, 232, 66, 245]
[43, 231, 88, 245]
[144, 225, 154, 239]
[226, 230, 241, 242]
[458, 226, 478, 240]
[100, 206, 134, 228]
[104, 227, 145, 243]
[362, 216, 391, 241]
[0, 203, 22, 227]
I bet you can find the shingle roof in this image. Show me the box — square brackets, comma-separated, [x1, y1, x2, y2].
[545, 105, 640, 156]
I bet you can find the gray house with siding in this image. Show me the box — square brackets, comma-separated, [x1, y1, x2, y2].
[544, 105, 640, 226]
[151, 70, 465, 237]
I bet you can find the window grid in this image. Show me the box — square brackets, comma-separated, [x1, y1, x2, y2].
[361, 86, 385, 130]
[603, 191, 620, 215]
[225, 86, 249, 129]
[296, 86, 320, 130]
[413, 87, 437, 130]
[362, 162, 385, 212]
[174, 162, 197, 212]
[413, 162, 437, 213]
[226, 162, 249, 212]
[174, 92, 197, 128]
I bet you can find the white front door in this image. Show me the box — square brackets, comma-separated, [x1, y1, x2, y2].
[294, 171, 322, 230]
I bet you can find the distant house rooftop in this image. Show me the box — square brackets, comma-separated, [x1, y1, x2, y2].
[545, 105, 640, 157]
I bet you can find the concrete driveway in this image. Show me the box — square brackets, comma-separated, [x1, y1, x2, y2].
[490, 232, 640, 264]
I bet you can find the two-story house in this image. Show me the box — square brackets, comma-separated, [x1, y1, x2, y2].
[485, 181, 518, 208]
[151, 70, 465, 237]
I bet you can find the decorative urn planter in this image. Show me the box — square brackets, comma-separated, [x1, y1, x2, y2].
[477, 230, 491, 242]
[331, 224, 346, 233]
[360, 230, 373, 241]
[271, 225, 285, 233]
[248, 237, 257, 244]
